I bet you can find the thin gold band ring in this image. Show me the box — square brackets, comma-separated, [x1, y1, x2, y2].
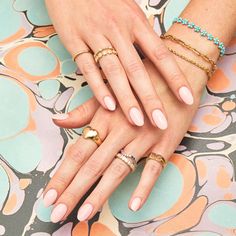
[146, 152, 167, 169]
[72, 50, 91, 62]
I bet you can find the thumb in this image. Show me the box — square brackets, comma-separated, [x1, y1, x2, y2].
[52, 97, 99, 128]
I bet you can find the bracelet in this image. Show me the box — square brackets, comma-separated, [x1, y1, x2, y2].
[167, 47, 213, 79]
[161, 34, 217, 76]
[173, 17, 226, 57]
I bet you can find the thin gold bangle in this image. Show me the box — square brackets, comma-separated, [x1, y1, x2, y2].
[167, 47, 212, 79]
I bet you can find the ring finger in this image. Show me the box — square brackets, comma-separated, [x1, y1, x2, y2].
[84, 34, 145, 127]
[76, 136, 153, 221]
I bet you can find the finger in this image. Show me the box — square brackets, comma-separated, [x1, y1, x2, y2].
[134, 24, 194, 105]
[129, 133, 178, 212]
[110, 33, 168, 129]
[52, 97, 99, 128]
[85, 33, 145, 127]
[50, 127, 134, 223]
[43, 110, 109, 208]
[73, 40, 117, 111]
[77, 136, 153, 221]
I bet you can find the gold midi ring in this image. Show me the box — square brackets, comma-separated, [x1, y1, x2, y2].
[94, 47, 118, 64]
[72, 49, 91, 62]
[146, 152, 167, 169]
[82, 126, 102, 146]
[115, 151, 137, 172]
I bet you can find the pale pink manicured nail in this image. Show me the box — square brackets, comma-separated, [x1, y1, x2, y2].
[77, 203, 93, 221]
[130, 197, 141, 211]
[103, 96, 116, 111]
[43, 189, 58, 207]
[51, 204, 67, 223]
[129, 107, 144, 126]
[52, 113, 69, 120]
[152, 109, 168, 130]
[179, 86, 194, 105]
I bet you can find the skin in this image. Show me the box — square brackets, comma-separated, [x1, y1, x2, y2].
[43, 0, 236, 223]
[43, 56, 206, 223]
[45, 0, 195, 129]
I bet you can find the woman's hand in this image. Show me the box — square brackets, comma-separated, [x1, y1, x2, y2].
[45, 0, 194, 129]
[42, 57, 205, 223]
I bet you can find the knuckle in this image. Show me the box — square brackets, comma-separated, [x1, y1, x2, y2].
[153, 45, 170, 61]
[52, 174, 68, 188]
[169, 73, 183, 83]
[68, 146, 85, 166]
[146, 162, 161, 176]
[109, 161, 128, 179]
[142, 93, 158, 105]
[102, 58, 121, 76]
[75, 103, 89, 119]
[80, 60, 97, 75]
[82, 160, 102, 178]
[62, 191, 78, 204]
[126, 60, 144, 77]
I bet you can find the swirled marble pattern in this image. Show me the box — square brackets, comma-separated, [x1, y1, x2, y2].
[0, 0, 236, 235]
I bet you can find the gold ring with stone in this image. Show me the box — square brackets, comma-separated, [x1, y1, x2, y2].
[146, 152, 167, 169]
[72, 49, 91, 62]
[94, 47, 118, 64]
[82, 126, 102, 146]
[115, 151, 137, 172]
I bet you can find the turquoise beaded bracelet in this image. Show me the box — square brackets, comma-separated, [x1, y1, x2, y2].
[173, 17, 225, 56]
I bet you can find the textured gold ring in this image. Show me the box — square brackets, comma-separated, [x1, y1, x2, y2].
[94, 47, 118, 64]
[72, 49, 91, 62]
[146, 152, 167, 169]
[82, 126, 102, 146]
[115, 151, 137, 172]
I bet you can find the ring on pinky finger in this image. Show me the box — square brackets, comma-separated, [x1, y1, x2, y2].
[129, 152, 167, 212]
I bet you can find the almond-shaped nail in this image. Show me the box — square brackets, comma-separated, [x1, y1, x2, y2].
[52, 113, 69, 120]
[51, 203, 67, 223]
[129, 107, 144, 126]
[152, 109, 168, 130]
[103, 96, 116, 111]
[130, 197, 141, 211]
[77, 203, 93, 221]
[43, 189, 58, 207]
[179, 86, 194, 105]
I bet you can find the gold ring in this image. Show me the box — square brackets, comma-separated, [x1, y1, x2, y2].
[72, 50, 91, 62]
[82, 126, 102, 146]
[146, 152, 167, 169]
[94, 47, 118, 64]
[115, 151, 137, 172]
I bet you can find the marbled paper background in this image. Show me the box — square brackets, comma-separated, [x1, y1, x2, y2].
[0, 0, 236, 235]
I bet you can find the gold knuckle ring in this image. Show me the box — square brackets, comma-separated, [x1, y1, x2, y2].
[82, 126, 102, 146]
[115, 150, 137, 172]
[94, 47, 118, 64]
[72, 49, 91, 62]
[146, 152, 167, 169]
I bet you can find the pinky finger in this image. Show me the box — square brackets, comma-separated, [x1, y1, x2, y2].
[128, 152, 167, 212]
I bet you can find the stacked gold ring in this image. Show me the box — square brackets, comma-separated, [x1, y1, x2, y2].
[146, 152, 167, 169]
[115, 152, 137, 172]
[82, 126, 102, 146]
[94, 47, 118, 64]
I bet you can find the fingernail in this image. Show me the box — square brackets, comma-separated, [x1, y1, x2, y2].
[77, 203, 93, 221]
[179, 86, 194, 105]
[52, 113, 69, 120]
[129, 107, 144, 126]
[103, 96, 116, 111]
[43, 189, 58, 207]
[51, 203, 67, 223]
[152, 109, 168, 130]
[130, 197, 141, 211]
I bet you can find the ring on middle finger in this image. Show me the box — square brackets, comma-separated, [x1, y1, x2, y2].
[94, 47, 118, 64]
[115, 150, 137, 172]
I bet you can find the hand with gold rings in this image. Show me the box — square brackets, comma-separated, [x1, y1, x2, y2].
[45, 0, 195, 130]
[43, 57, 203, 223]
[82, 126, 102, 146]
